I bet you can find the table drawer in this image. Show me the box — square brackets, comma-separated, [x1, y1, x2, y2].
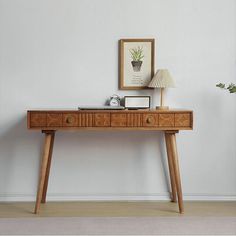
[63, 114, 78, 127]
[27, 110, 193, 130]
[159, 114, 175, 127]
[111, 114, 127, 127]
[175, 113, 191, 127]
[47, 113, 63, 127]
[94, 113, 110, 127]
[143, 114, 159, 127]
[30, 113, 47, 127]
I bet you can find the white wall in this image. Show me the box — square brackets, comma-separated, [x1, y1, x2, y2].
[0, 0, 236, 201]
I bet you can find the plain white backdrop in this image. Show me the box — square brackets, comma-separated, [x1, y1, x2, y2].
[0, 0, 235, 201]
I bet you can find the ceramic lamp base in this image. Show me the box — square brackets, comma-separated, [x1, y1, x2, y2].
[156, 106, 169, 110]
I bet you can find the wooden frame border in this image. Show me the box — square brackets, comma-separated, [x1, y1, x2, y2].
[119, 38, 155, 90]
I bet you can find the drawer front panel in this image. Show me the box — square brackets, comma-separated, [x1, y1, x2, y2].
[94, 113, 110, 127]
[28, 111, 193, 130]
[159, 114, 174, 127]
[78, 113, 93, 127]
[63, 114, 78, 127]
[127, 113, 142, 127]
[175, 113, 191, 127]
[47, 113, 63, 127]
[143, 114, 159, 127]
[111, 114, 127, 127]
[30, 113, 47, 127]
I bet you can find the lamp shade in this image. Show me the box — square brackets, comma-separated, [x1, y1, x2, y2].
[148, 69, 175, 88]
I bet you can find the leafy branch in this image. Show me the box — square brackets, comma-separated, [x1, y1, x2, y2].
[129, 46, 144, 61]
[216, 83, 236, 93]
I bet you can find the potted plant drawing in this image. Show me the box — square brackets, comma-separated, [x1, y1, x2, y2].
[129, 46, 144, 72]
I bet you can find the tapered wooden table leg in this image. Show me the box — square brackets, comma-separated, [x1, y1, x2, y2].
[41, 131, 55, 203]
[34, 131, 55, 214]
[165, 132, 177, 202]
[168, 131, 184, 214]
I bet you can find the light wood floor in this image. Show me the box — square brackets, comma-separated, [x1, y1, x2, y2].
[0, 201, 235, 218]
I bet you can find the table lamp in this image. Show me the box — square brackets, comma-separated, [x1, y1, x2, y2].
[148, 69, 175, 110]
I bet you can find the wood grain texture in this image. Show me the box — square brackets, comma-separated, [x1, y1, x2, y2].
[27, 110, 193, 131]
[127, 113, 142, 127]
[41, 131, 55, 204]
[169, 132, 184, 213]
[94, 113, 110, 127]
[47, 113, 63, 127]
[1, 202, 236, 217]
[165, 132, 177, 203]
[159, 114, 175, 127]
[111, 114, 127, 127]
[175, 113, 191, 127]
[30, 113, 47, 127]
[28, 109, 192, 113]
[78, 113, 93, 127]
[34, 133, 53, 214]
[27, 109, 193, 214]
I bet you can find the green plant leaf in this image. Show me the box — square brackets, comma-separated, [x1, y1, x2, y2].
[216, 82, 236, 93]
[216, 83, 225, 89]
[129, 46, 144, 61]
[229, 87, 236, 93]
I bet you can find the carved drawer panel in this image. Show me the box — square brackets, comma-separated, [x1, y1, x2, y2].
[175, 113, 191, 127]
[143, 114, 159, 127]
[30, 113, 47, 127]
[94, 113, 110, 127]
[111, 114, 127, 127]
[63, 114, 78, 127]
[127, 113, 142, 127]
[159, 114, 174, 127]
[47, 113, 63, 127]
[78, 113, 93, 127]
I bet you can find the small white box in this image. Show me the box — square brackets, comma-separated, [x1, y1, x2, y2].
[124, 96, 150, 109]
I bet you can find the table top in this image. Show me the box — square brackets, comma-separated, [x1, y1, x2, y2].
[27, 108, 193, 113]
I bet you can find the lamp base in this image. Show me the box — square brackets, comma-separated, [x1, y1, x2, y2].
[156, 106, 169, 110]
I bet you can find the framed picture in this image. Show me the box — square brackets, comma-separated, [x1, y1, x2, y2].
[119, 38, 155, 90]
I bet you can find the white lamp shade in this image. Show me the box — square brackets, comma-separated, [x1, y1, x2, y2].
[148, 69, 176, 88]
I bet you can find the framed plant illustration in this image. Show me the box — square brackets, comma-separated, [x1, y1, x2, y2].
[119, 38, 155, 90]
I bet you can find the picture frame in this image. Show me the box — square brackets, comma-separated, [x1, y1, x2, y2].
[124, 96, 151, 109]
[119, 38, 155, 90]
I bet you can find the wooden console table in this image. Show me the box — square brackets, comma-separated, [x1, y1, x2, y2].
[27, 109, 193, 214]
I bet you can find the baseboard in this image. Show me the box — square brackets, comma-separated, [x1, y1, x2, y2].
[0, 193, 236, 202]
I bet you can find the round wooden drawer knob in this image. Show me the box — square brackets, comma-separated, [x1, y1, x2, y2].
[66, 117, 73, 124]
[146, 117, 152, 124]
